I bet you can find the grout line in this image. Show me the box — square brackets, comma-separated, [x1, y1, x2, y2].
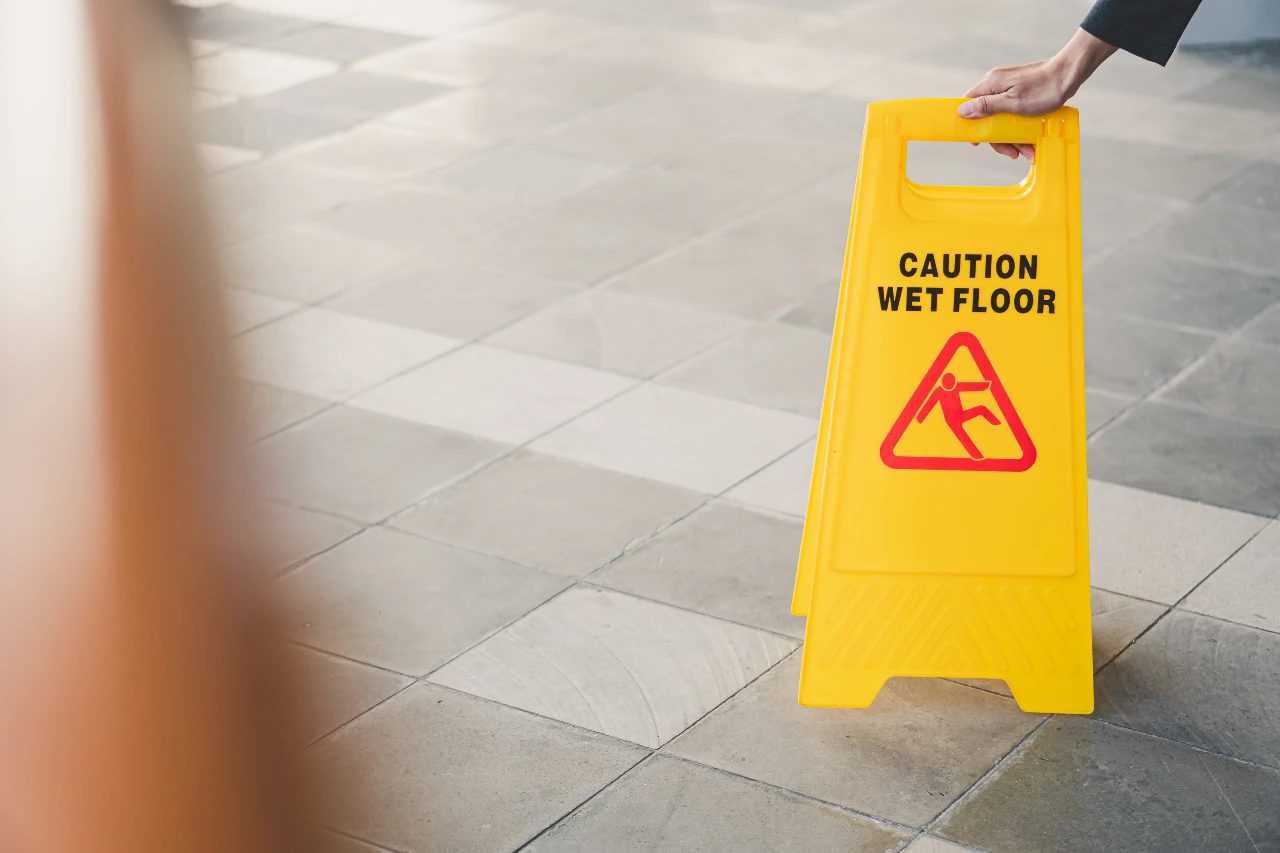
[920, 714, 1054, 834]
[509, 752, 659, 852]
[1089, 716, 1280, 773]
[659, 751, 921, 837]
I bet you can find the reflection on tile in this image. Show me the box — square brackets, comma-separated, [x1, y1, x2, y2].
[309, 683, 646, 853]
[1184, 520, 1280, 632]
[261, 405, 506, 522]
[282, 528, 570, 675]
[1095, 610, 1280, 768]
[486, 290, 742, 378]
[531, 384, 816, 494]
[525, 754, 913, 853]
[667, 655, 1041, 828]
[1088, 480, 1265, 604]
[935, 717, 1280, 853]
[429, 586, 796, 747]
[394, 451, 703, 577]
[351, 344, 635, 444]
[594, 501, 806, 637]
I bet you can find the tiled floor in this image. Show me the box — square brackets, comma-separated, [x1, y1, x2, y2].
[186, 0, 1280, 849]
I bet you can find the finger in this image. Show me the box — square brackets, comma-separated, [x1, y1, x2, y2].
[1014, 143, 1036, 162]
[963, 69, 1008, 98]
[989, 142, 1020, 160]
[958, 91, 1015, 118]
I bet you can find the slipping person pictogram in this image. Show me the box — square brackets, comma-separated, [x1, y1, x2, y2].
[916, 372, 1001, 460]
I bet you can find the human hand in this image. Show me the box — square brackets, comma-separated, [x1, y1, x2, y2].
[959, 28, 1117, 162]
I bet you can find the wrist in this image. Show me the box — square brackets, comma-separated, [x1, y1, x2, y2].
[1051, 29, 1117, 100]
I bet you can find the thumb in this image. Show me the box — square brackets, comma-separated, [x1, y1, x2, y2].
[958, 92, 1014, 119]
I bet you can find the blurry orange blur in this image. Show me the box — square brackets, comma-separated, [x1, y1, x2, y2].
[0, 2, 314, 851]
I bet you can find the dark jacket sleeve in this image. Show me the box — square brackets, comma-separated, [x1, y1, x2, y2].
[1080, 0, 1205, 66]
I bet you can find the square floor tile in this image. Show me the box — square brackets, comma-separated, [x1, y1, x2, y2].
[261, 406, 506, 522]
[666, 655, 1042, 828]
[724, 437, 815, 518]
[933, 716, 1280, 853]
[293, 645, 410, 743]
[1095, 609, 1280, 769]
[1082, 190, 1186, 264]
[244, 381, 329, 439]
[485, 290, 742, 378]
[196, 46, 338, 97]
[226, 222, 410, 304]
[531, 384, 816, 494]
[393, 451, 702, 577]
[1088, 402, 1280, 516]
[199, 142, 261, 172]
[387, 89, 582, 145]
[327, 0, 511, 38]
[611, 198, 846, 319]
[256, 24, 419, 63]
[422, 143, 621, 207]
[451, 210, 677, 286]
[196, 98, 364, 156]
[287, 123, 484, 181]
[1083, 309, 1214, 397]
[226, 288, 299, 334]
[1160, 339, 1280, 427]
[778, 282, 839, 332]
[1206, 160, 1280, 213]
[1184, 520, 1280, 632]
[355, 39, 542, 88]
[183, 4, 314, 45]
[525, 754, 913, 853]
[308, 683, 646, 853]
[206, 158, 378, 238]
[455, 10, 624, 55]
[270, 502, 361, 571]
[255, 69, 451, 117]
[487, 56, 665, 109]
[1084, 249, 1280, 333]
[428, 586, 796, 747]
[656, 322, 832, 418]
[236, 307, 459, 400]
[956, 589, 1167, 698]
[1246, 301, 1280, 347]
[902, 837, 975, 853]
[282, 528, 569, 675]
[1088, 480, 1266, 604]
[311, 186, 519, 252]
[1138, 201, 1280, 275]
[351, 344, 635, 444]
[1086, 389, 1131, 435]
[332, 262, 575, 339]
[663, 132, 855, 200]
[593, 501, 806, 637]
[554, 166, 767, 240]
[1079, 138, 1247, 202]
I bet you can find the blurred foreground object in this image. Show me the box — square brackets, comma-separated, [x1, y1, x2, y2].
[0, 1, 313, 851]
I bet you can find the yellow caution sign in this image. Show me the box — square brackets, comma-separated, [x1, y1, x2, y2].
[794, 99, 1092, 714]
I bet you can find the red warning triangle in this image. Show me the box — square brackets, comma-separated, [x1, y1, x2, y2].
[880, 331, 1035, 472]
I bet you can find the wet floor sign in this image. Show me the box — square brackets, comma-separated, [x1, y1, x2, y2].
[793, 99, 1092, 714]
